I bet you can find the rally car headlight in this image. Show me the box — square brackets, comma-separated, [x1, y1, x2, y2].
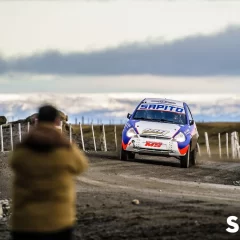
[126, 128, 137, 138]
[173, 132, 186, 142]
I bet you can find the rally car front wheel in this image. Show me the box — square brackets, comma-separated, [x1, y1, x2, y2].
[120, 147, 135, 161]
[180, 143, 197, 168]
[180, 147, 190, 168]
[190, 147, 197, 166]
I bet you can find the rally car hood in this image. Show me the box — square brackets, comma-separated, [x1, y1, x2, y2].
[133, 120, 182, 138]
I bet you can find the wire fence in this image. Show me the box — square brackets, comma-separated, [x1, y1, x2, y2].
[0, 122, 240, 160]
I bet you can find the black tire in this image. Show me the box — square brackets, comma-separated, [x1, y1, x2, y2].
[180, 142, 197, 168]
[120, 147, 135, 161]
[128, 152, 135, 160]
[180, 147, 190, 168]
[190, 146, 197, 166]
[119, 147, 130, 161]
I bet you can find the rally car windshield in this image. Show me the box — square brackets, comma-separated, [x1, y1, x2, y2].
[132, 110, 187, 125]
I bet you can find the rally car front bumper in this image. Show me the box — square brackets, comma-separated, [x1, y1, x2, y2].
[123, 135, 189, 157]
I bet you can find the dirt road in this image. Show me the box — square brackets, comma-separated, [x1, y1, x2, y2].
[1, 152, 240, 239]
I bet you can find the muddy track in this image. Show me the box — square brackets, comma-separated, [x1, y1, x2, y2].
[1, 152, 240, 239]
[75, 153, 240, 240]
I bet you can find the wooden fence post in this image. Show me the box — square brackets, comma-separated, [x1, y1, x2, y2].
[197, 143, 201, 156]
[231, 132, 235, 159]
[18, 123, 22, 142]
[204, 132, 211, 157]
[80, 123, 85, 151]
[102, 124, 107, 151]
[226, 133, 229, 158]
[10, 124, 13, 151]
[114, 125, 117, 151]
[235, 132, 240, 159]
[218, 133, 221, 158]
[0, 125, 3, 152]
[91, 123, 96, 151]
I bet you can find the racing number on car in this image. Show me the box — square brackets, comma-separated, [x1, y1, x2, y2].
[145, 141, 162, 147]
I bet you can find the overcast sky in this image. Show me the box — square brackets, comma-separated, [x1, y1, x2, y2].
[1, 0, 240, 58]
[0, 0, 240, 121]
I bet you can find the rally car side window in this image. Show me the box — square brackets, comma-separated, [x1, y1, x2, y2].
[185, 104, 193, 121]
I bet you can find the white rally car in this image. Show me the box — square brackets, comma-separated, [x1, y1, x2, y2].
[120, 98, 199, 168]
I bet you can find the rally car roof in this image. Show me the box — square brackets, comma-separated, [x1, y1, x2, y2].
[141, 98, 185, 107]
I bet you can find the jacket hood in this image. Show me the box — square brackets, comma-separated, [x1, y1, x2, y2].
[16, 122, 70, 152]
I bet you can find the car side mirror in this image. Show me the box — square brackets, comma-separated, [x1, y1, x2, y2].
[189, 120, 194, 125]
[127, 113, 131, 119]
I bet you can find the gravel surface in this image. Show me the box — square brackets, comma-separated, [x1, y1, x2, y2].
[1, 151, 240, 239]
[1, 124, 240, 239]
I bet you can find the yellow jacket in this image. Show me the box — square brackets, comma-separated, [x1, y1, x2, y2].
[8, 122, 88, 232]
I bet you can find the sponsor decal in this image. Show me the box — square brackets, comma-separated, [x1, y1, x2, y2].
[184, 129, 191, 135]
[150, 100, 176, 104]
[124, 122, 131, 129]
[142, 128, 170, 136]
[145, 141, 162, 147]
[138, 104, 184, 113]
